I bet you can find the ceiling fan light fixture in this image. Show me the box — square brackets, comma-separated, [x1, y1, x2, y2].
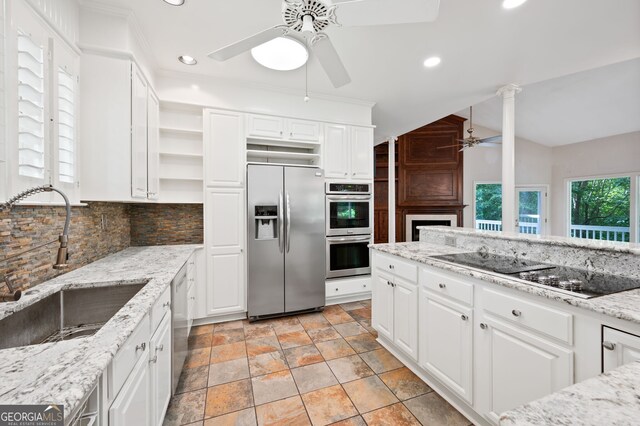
[423, 56, 441, 68]
[178, 55, 197, 65]
[251, 37, 309, 71]
[163, 0, 185, 6]
[502, 0, 527, 9]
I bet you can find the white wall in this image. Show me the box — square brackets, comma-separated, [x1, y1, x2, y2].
[550, 131, 640, 236]
[463, 124, 553, 228]
[0, 0, 6, 201]
[155, 72, 373, 126]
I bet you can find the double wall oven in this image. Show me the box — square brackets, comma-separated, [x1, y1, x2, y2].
[325, 183, 372, 279]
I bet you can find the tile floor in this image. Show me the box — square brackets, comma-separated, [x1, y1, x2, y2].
[163, 300, 472, 426]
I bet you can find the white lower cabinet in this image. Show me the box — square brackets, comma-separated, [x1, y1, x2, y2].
[109, 347, 150, 426]
[109, 284, 176, 425]
[392, 277, 419, 360]
[602, 327, 640, 372]
[476, 316, 574, 423]
[419, 289, 473, 404]
[150, 314, 172, 426]
[372, 265, 418, 361]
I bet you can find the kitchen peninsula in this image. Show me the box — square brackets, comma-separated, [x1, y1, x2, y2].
[370, 226, 640, 425]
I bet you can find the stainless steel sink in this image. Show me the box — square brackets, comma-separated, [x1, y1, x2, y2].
[0, 283, 146, 350]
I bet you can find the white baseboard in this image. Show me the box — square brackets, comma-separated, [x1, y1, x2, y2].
[326, 292, 372, 306]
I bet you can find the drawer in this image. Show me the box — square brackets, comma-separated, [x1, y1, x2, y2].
[483, 288, 573, 344]
[420, 267, 473, 306]
[326, 277, 371, 297]
[150, 286, 171, 334]
[111, 314, 150, 396]
[374, 252, 417, 282]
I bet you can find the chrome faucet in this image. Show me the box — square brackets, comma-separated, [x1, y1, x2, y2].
[0, 185, 72, 300]
[0, 274, 21, 302]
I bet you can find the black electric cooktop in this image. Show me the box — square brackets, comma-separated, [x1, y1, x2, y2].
[431, 252, 640, 299]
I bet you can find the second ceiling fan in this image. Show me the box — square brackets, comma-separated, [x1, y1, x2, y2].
[208, 0, 441, 88]
[438, 106, 503, 151]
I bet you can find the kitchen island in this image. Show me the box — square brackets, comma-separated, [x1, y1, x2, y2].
[0, 245, 201, 424]
[369, 227, 640, 425]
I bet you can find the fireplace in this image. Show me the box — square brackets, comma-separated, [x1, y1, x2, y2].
[406, 214, 458, 242]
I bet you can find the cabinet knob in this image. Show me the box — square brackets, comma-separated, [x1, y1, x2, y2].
[389, 264, 394, 270]
[438, 283, 446, 289]
[135, 342, 146, 352]
[461, 314, 468, 321]
[479, 323, 488, 330]
[336, 288, 339, 292]
[157, 344, 164, 352]
[511, 309, 521, 317]
[602, 341, 616, 351]
[344, 172, 348, 176]
[163, 301, 171, 309]
[149, 355, 158, 364]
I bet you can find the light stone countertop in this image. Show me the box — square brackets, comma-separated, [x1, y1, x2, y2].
[370, 240, 640, 425]
[499, 361, 640, 425]
[0, 245, 202, 423]
[370, 242, 640, 325]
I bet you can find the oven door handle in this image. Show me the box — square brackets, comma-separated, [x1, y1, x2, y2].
[326, 195, 372, 201]
[327, 236, 372, 243]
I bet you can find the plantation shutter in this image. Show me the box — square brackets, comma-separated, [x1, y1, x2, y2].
[17, 30, 46, 179]
[57, 66, 75, 184]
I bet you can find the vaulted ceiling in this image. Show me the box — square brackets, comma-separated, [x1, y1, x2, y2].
[88, 0, 640, 143]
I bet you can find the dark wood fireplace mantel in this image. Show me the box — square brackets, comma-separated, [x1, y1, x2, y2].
[374, 115, 466, 243]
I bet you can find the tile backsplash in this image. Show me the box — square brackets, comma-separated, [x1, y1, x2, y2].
[0, 203, 130, 293]
[1, 202, 204, 293]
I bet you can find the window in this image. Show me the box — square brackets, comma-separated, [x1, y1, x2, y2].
[17, 30, 46, 180]
[569, 176, 632, 242]
[474, 183, 547, 234]
[8, 1, 79, 202]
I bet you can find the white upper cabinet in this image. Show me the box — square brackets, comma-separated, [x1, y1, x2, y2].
[146, 91, 160, 201]
[80, 55, 158, 202]
[324, 124, 350, 179]
[350, 126, 374, 180]
[324, 124, 373, 181]
[247, 114, 321, 142]
[204, 109, 245, 187]
[131, 64, 148, 199]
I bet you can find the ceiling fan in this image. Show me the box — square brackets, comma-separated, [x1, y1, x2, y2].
[438, 106, 503, 151]
[208, 0, 440, 88]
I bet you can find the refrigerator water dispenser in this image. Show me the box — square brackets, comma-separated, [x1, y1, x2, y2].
[255, 205, 278, 240]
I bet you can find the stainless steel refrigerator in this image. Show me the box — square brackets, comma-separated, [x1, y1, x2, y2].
[247, 164, 326, 320]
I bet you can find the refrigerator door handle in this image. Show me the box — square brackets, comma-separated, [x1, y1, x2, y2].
[278, 190, 284, 253]
[286, 192, 291, 253]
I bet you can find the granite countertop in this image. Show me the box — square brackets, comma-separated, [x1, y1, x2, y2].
[0, 245, 202, 422]
[499, 361, 640, 425]
[370, 242, 640, 325]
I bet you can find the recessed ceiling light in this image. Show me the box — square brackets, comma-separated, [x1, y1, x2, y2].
[502, 0, 527, 9]
[178, 55, 197, 65]
[251, 37, 309, 71]
[163, 0, 185, 6]
[423, 56, 441, 68]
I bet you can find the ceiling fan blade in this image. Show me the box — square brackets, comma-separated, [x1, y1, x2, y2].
[436, 143, 463, 150]
[479, 135, 503, 145]
[208, 26, 289, 61]
[309, 33, 351, 88]
[334, 0, 440, 27]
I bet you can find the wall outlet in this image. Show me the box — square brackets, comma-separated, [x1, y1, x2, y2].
[445, 236, 457, 247]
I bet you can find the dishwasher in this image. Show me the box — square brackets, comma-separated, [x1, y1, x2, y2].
[172, 264, 188, 394]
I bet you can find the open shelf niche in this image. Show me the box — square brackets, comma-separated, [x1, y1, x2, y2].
[158, 102, 204, 203]
[246, 136, 322, 167]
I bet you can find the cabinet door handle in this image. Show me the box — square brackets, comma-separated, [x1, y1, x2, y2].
[389, 264, 394, 270]
[163, 301, 171, 309]
[479, 323, 488, 330]
[135, 342, 146, 352]
[461, 314, 468, 321]
[602, 341, 616, 351]
[149, 355, 158, 364]
[438, 283, 446, 289]
[512, 309, 521, 317]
